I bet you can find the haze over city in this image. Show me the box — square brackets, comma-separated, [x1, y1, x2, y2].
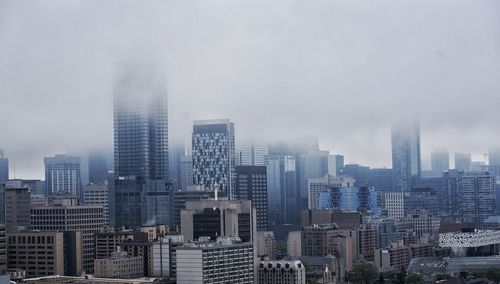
[1, 0, 500, 179]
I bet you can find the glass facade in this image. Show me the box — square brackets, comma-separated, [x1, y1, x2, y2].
[318, 186, 380, 214]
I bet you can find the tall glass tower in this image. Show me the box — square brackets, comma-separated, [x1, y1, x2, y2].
[113, 63, 169, 180]
[391, 122, 421, 192]
[113, 63, 170, 228]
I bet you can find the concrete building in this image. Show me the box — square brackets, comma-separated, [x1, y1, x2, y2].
[5, 187, 31, 232]
[192, 119, 236, 198]
[44, 154, 82, 197]
[30, 199, 104, 273]
[7, 231, 66, 277]
[0, 185, 8, 280]
[151, 234, 184, 278]
[180, 199, 256, 242]
[176, 238, 254, 284]
[374, 241, 433, 273]
[256, 231, 275, 260]
[0, 150, 8, 184]
[301, 209, 362, 229]
[391, 122, 421, 192]
[171, 189, 221, 230]
[84, 183, 109, 224]
[384, 192, 405, 220]
[95, 230, 148, 260]
[340, 164, 370, 187]
[400, 209, 440, 241]
[94, 251, 143, 279]
[235, 165, 268, 231]
[287, 231, 302, 257]
[403, 187, 439, 216]
[257, 260, 306, 284]
[308, 175, 355, 210]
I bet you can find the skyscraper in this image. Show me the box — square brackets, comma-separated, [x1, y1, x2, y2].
[236, 143, 269, 166]
[113, 63, 170, 228]
[267, 154, 299, 225]
[180, 155, 193, 191]
[192, 119, 235, 197]
[235, 165, 268, 231]
[0, 150, 8, 184]
[44, 154, 82, 197]
[88, 151, 108, 185]
[431, 152, 450, 172]
[391, 122, 421, 192]
[454, 152, 472, 171]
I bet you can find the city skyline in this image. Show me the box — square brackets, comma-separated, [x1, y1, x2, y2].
[1, 0, 500, 179]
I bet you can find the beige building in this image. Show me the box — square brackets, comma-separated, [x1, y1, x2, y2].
[95, 231, 147, 260]
[30, 199, 105, 274]
[374, 241, 433, 273]
[84, 184, 109, 225]
[257, 260, 306, 284]
[7, 231, 65, 277]
[94, 251, 143, 279]
[384, 192, 405, 220]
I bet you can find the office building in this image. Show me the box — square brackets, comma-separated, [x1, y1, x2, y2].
[404, 187, 439, 216]
[0, 150, 8, 184]
[374, 241, 433, 273]
[366, 168, 394, 193]
[267, 154, 299, 225]
[88, 152, 108, 185]
[6, 179, 45, 196]
[257, 260, 306, 284]
[443, 170, 496, 224]
[340, 164, 370, 186]
[7, 231, 68, 277]
[151, 234, 184, 278]
[454, 153, 471, 171]
[308, 175, 355, 210]
[391, 122, 421, 191]
[94, 251, 144, 279]
[236, 143, 269, 166]
[176, 238, 254, 284]
[301, 210, 362, 229]
[83, 184, 109, 224]
[329, 154, 344, 177]
[256, 231, 275, 260]
[400, 209, 440, 240]
[180, 199, 255, 242]
[30, 199, 105, 273]
[235, 165, 268, 231]
[384, 192, 405, 220]
[168, 144, 184, 191]
[44, 154, 82, 197]
[171, 189, 221, 230]
[113, 63, 169, 229]
[489, 148, 500, 166]
[318, 186, 380, 214]
[95, 230, 148, 260]
[299, 150, 330, 208]
[114, 179, 171, 229]
[5, 187, 31, 232]
[366, 218, 399, 248]
[179, 155, 193, 191]
[192, 119, 235, 198]
[431, 152, 450, 172]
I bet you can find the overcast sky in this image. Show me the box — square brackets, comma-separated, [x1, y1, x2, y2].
[1, 0, 500, 179]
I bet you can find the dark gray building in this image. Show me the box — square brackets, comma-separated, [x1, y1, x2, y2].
[5, 187, 31, 232]
[88, 151, 108, 185]
[0, 150, 8, 184]
[171, 189, 222, 229]
[340, 164, 370, 186]
[192, 119, 235, 198]
[44, 154, 82, 198]
[235, 165, 268, 231]
[113, 63, 170, 229]
[391, 122, 421, 192]
[404, 187, 439, 216]
[367, 168, 394, 192]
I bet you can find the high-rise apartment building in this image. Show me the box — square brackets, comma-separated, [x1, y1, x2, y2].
[235, 165, 268, 231]
[192, 119, 235, 197]
[30, 199, 105, 274]
[0, 150, 8, 184]
[236, 143, 269, 166]
[88, 152, 108, 185]
[391, 122, 421, 191]
[5, 187, 31, 232]
[113, 63, 170, 229]
[179, 155, 193, 191]
[44, 154, 82, 197]
[443, 170, 496, 224]
[454, 153, 472, 171]
[431, 152, 450, 172]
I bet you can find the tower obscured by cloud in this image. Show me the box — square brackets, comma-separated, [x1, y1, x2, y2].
[0, 150, 8, 184]
[113, 63, 170, 228]
[391, 122, 421, 192]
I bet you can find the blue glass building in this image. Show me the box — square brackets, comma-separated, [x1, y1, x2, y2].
[318, 186, 380, 215]
[113, 63, 170, 228]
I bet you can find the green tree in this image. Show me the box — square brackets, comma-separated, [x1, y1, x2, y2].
[350, 264, 379, 284]
[392, 272, 406, 284]
[405, 273, 423, 284]
[486, 267, 500, 282]
[434, 273, 450, 282]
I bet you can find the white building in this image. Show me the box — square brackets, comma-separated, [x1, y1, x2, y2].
[94, 251, 143, 279]
[257, 260, 306, 284]
[84, 183, 109, 224]
[384, 192, 405, 220]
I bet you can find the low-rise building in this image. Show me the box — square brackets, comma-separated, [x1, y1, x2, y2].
[94, 251, 143, 279]
[257, 260, 306, 284]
